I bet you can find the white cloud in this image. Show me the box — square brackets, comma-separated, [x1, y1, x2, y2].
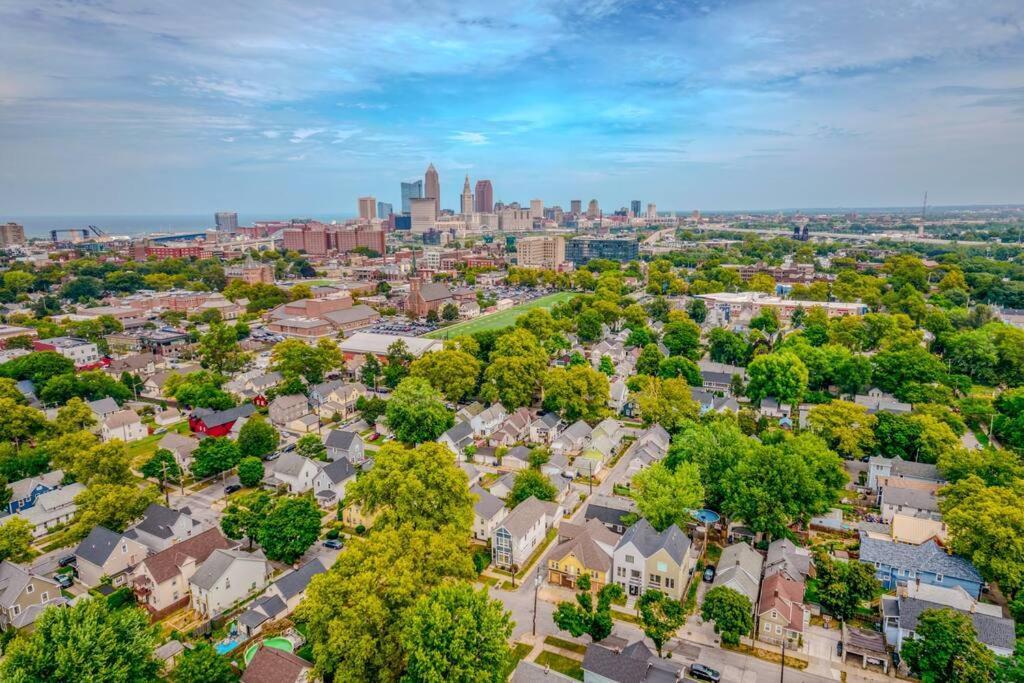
[450, 131, 489, 145]
[290, 127, 326, 143]
[261, 130, 280, 139]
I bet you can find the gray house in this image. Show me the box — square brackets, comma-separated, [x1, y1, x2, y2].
[324, 429, 365, 464]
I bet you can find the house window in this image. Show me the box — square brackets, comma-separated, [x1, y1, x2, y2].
[935, 574, 944, 583]
[625, 555, 634, 564]
[896, 568, 904, 577]
[40, 592, 48, 603]
[665, 578, 675, 589]
[121, 543, 127, 553]
[764, 623, 771, 632]
[909, 570, 916, 579]
[656, 561, 668, 572]
[225, 578, 230, 589]
[12, 605, 20, 616]
[26, 584, 33, 594]
[649, 574, 661, 586]
[874, 562, 881, 569]
[771, 610, 778, 620]
[776, 625, 782, 634]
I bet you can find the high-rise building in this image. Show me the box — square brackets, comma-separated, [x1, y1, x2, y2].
[461, 175, 474, 215]
[517, 236, 565, 270]
[587, 199, 600, 219]
[474, 180, 494, 213]
[497, 208, 532, 232]
[570, 199, 582, 215]
[214, 212, 238, 232]
[566, 236, 638, 265]
[424, 163, 441, 218]
[377, 202, 393, 219]
[529, 199, 544, 219]
[358, 197, 377, 220]
[401, 180, 423, 214]
[410, 197, 437, 234]
[646, 203, 657, 220]
[0, 222, 25, 247]
[630, 200, 641, 217]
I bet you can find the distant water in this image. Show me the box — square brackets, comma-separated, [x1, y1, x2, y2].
[7, 213, 356, 238]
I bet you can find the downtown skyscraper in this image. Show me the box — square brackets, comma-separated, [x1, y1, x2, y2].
[400, 180, 423, 214]
[474, 179, 494, 213]
[424, 163, 440, 218]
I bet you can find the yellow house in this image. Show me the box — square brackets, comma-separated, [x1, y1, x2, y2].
[342, 502, 379, 530]
[546, 518, 618, 590]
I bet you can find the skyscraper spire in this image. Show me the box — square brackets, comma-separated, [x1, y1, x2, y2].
[461, 174, 474, 215]
[424, 163, 440, 219]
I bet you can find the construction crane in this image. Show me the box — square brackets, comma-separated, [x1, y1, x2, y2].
[87, 225, 108, 237]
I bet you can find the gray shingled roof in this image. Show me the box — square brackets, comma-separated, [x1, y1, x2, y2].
[472, 485, 506, 520]
[896, 596, 1015, 651]
[190, 549, 264, 590]
[76, 526, 124, 567]
[500, 496, 559, 537]
[134, 504, 190, 540]
[615, 518, 690, 565]
[880, 486, 940, 512]
[324, 429, 357, 450]
[318, 458, 355, 485]
[858, 533, 982, 583]
[273, 559, 326, 601]
[442, 420, 474, 446]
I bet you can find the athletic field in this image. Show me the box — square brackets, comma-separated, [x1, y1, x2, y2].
[423, 291, 575, 339]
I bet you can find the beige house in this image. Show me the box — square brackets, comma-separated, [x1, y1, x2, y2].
[102, 409, 148, 442]
[758, 573, 809, 646]
[311, 380, 366, 419]
[132, 528, 235, 617]
[75, 526, 150, 588]
[189, 548, 272, 619]
[0, 561, 66, 631]
[612, 519, 695, 600]
[891, 512, 949, 544]
[269, 394, 310, 427]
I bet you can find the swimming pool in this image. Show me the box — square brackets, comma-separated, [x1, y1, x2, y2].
[214, 638, 240, 655]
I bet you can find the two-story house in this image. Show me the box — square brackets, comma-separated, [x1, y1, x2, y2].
[131, 528, 234, 617]
[858, 532, 984, 598]
[312, 458, 356, 508]
[189, 548, 272, 619]
[237, 558, 327, 638]
[6, 469, 64, 514]
[323, 429, 365, 464]
[546, 518, 618, 590]
[16, 483, 85, 537]
[878, 486, 940, 523]
[471, 485, 508, 542]
[612, 519, 694, 600]
[75, 526, 150, 588]
[439, 421, 475, 458]
[491, 496, 562, 571]
[0, 561, 65, 631]
[158, 432, 200, 471]
[268, 394, 311, 427]
[529, 412, 563, 444]
[757, 573, 809, 646]
[126, 504, 202, 553]
[265, 452, 321, 494]
[102, 409, 148, 443]
[866, 456, 944, 492]
[713, 542, 764, 609]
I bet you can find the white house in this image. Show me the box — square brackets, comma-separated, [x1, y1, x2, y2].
[102, 409, 148, 443]
[189, 549, 272, 619]
[265, 453, 321, 493]
[491, 496, 563, 570]
[552, 420, 592, 456]
[472, 485, 508, 542]
[312, 458, 356, 508]
[126, 504, 202, 553]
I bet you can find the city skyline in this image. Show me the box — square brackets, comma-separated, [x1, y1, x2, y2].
[2, 1, 1024, 215]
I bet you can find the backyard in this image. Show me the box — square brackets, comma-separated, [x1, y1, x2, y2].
[423, 291, 574, 339]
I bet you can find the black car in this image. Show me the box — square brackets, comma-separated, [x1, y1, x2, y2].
[702, 565, 716, 583]
[689, 664, 721, 682]
[323, 539, 343, 550]
[224, 484, 242, 494]
[57, 555, 76, 568]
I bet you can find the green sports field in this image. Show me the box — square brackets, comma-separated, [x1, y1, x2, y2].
[423, 291, 575, 339]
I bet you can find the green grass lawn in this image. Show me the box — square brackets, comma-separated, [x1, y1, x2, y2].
[534, 650, 584, 680]
[544, 636, 587, 655]
[423, 291, 575, 339]
[127, 421, 190, 465]
[503, 642, 533, 678]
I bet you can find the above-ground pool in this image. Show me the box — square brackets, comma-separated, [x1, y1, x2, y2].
[244, 636, 295, 665]
[691, 509, 721, 525]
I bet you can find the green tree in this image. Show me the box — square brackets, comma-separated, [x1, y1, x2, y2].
[807, 401, 877, 459]
[198, 322, 251, 375]
[68, 440, 134, 486]
[745, 352, 808, 405]
[902, 608, 996, 683]
[815, 554, 880, 620]
[701, 586, 753, 645]
[190, 437, 241, 479]
[707, 328, 751, 365]
[0, 351, 74, 386]
[686, 298, 708, 323]
[221, 490, 273, 549]
[576, 309, 603, 342]
[631, 461, 704, 532]
[140, 448, 183, 486]
[400, 583, 513, 683]
[237, 414, 279, 458]
[541, 365, 610, 422]
[296, 433, 327, 460]
[258, 496, 322, 563]
[633, 377, 699, 432]
[638, 589, 686, 656]
[54, 397, 97, 434]
[172, 642, 237, 683]
[661, 319, 702, 359]
[480, 329, 548, 409]
[71, 484, 160, 539]
[383, 339, 413, 389]
[598, 355, 615, 375]
[0, 597, 160, 682]
[635, 344, 664, 377]
[298, 526, 475, 681]
[552, 582, 625, 643]
[658, 356, 702, 385]
[507, 469, 558, 508]
[0, 517, 34, 563]
[271, 338, 344, 384]
[360, 353, 383, 389]
[237, 456, 264, 487]
[0, 399, 49, 448]
[385, 377, 454, 444]
[440, 302, 460, 322]
[409, 349, 481, 403]
[347, 441, 473, 534]
[39, 370, 132, 405]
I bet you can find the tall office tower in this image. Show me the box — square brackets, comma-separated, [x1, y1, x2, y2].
[410, 197, 437, 234]
[587, 199, 600, 219]
[570, 199, 582, 215]
[358, 196, 377, 220]
[401, 180, 423, 214]
[529, 199, 544, 219]
[646, 203, 657, 220]
[474, 180, 493, 213]
[630, 200, 641, 217]
[214, 212, 238, 232]
[377, 202, 393, 218]
[461, 175, 475, 215]
[424, 163, 441, 218]
[517, 236, 565, 269]
[0, 222, 26, 247]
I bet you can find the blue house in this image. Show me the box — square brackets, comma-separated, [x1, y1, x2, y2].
[858, 532, 984, 599]
[7, 470, 65, 514]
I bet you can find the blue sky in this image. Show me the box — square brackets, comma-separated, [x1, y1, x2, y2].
[1, 0, 1023, 215]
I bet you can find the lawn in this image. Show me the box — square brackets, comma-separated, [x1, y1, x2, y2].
[423, 291, 575, 339]
[544, 636, 587, 655]
[127, 421, 190, 465]
[534, 650, 584, 680]
[503, 642, 533, 678]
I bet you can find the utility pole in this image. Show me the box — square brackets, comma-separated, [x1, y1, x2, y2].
[532, 563, 542, 636]
[160, 460, 170, 506]
[511, 545, 516, 590]
[780, 638, 786, 683]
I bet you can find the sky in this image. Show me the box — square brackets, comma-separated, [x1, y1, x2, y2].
[1, 0, 1024, 216]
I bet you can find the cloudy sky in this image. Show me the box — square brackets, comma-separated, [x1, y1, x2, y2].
[1, 0, 1023, 215]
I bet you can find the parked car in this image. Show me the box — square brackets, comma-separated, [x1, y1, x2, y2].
[702, 565, 716, 582]
[55, 573, 74, 588]
[323, 539, 343, 550]
[265, 452, 280, 461]
[689, 664, 721, 682]
[836, 641, 843, 656]
[57, 555, 76, 568]
[224, 484, 242, 494]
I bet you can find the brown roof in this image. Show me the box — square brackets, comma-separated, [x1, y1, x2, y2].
[758, 573, 807, 633]
[241, 645, 312, 683]
[140, 528, 234, 584]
